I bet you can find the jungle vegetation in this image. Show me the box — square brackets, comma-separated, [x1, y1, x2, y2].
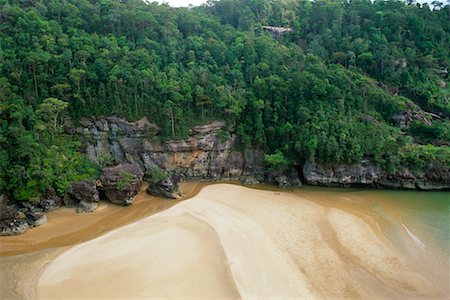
[0, 0, 449, 200]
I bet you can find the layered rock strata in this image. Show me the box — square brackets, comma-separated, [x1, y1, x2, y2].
[303, 160, 449, 190]
[77, 118, 265, 181]
[100, 163, 144, 205]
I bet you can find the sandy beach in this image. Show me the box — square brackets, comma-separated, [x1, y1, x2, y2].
[1, 183, 448, 299]
[33, 184, 448, 299]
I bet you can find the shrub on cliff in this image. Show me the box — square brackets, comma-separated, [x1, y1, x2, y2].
[265, 150, 290, 173]
[149, 167, 172, 184]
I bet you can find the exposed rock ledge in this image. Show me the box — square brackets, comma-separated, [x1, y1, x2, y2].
[303, 160, 450, 190]
[77, 117, 449, 190]
[77, 117, 266, 181]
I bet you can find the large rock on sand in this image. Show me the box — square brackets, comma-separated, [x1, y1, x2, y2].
[63, 180, 100, 213]
[100, 163, 144, 205]
[147, 177, 182, 199]
[0, 195, 29, 236]
[39, 188, 62, 212]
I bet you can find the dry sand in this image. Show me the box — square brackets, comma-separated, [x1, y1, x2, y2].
[33, 184, 447, 299]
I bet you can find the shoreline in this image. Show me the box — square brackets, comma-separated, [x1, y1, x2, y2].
[35, 184, 448, 299]
[1, 183, 448, 299]
[0, 181, 209, 257]
[2, 180, 449, 257]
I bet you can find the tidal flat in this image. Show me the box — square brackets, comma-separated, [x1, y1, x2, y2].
[1, 183, 449, 299]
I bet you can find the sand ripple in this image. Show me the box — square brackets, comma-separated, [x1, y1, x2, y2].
[36, 184, 448, 299]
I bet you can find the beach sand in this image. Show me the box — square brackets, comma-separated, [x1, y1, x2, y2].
[32, 184, 447, 299]
[0, 182, 206, 257]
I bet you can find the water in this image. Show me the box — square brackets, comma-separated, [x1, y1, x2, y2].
[1, 183, 449, 299]
[294, 186, 450, 275]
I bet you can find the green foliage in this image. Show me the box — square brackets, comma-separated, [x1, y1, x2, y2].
[265, 150, 289, 173]
[217, 129, 231, 143]
[1, 96, 98, 200]
[399, 144, 450, 173]
[409, 121, 450, 144]
[0, 0, 449, 200]
[117, 171, 134, 191]
[149, 166, 171, 184]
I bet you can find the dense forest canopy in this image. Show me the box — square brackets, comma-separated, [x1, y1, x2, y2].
[0, 0, 449, 200]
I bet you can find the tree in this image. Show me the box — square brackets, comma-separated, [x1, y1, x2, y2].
[36, 98, 68, 136]
[265, 150, 289, 173]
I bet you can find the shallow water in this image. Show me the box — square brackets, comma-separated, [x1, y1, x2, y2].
[1, 184, 449, 299]
[293, 187, 450, 271]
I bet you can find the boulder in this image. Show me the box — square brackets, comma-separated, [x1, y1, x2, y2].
[64, 180, 100, 212]
[100, 163, 144, 205]
[39, 188, 62, 211]
[18, 202, 47, 227]
[275, 169, 302, 188]
[147, 177, 182, 199]
[77, 200, 98, 213]
[0, 195, 29, 236]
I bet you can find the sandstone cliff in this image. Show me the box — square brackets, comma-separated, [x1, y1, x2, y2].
[303, 160, 449, 190]
[76, 117, 265, 181]
[76, 117, 449, 190]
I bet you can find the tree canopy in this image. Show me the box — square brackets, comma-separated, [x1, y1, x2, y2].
[0, 0, 449, 200]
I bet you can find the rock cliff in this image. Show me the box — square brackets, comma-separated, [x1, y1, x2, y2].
[77, 117, 265, 181]
[303, 160, 450, 190]
[77, 117, 449, 190]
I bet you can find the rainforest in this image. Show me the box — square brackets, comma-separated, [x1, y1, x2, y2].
[0, 0, 449, 200]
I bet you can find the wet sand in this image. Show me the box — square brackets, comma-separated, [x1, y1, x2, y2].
[1, 183, 449, 299]
[0, 182, 207, 256]
[0, 182, 211, 300]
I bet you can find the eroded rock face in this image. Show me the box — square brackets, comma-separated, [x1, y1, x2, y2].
[0, 195, 29, 236]
[64, 180, 100, 213]
[18, 202, 48, 226]
[147, 177, 182, 199]
[39, 188, 62, 212]
[303, 160, 450, 190]
[275, 169, 302, 189]
[240, 175, 261, 185]
[77, 117, 448, 190]
[100, 163, 144, 205]
[78, 118, 264, 181]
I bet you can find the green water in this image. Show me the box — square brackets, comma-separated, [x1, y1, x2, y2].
[374, 190, 450, 266]
[296, 187, 450, 270]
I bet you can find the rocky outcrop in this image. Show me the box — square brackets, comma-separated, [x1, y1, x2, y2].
[275, 169, 302, 188]
[262, 26, 292, 37]
[0, 195, 29, 236]
[63, 180, 100, 213]
[77, 117, 448, 190]
[78, 118, 265, 181]
[18, 202, 48, 226]
[0, 194, 52, 236]
[39, 188, 62, 212]
[147, 177, 182, 199]
[100, 163, 144, 205]
[392, 100, 444, 128]
[263, 168, 302, 189]
[303, 160, 450, 190]
[240, 175, 261, 185]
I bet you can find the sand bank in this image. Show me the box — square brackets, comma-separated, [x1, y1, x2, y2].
[35, 184, 448, 299]
[0, 182, 207, 257]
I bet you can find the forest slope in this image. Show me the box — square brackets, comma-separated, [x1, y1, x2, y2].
[0, 0, 449, 200]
